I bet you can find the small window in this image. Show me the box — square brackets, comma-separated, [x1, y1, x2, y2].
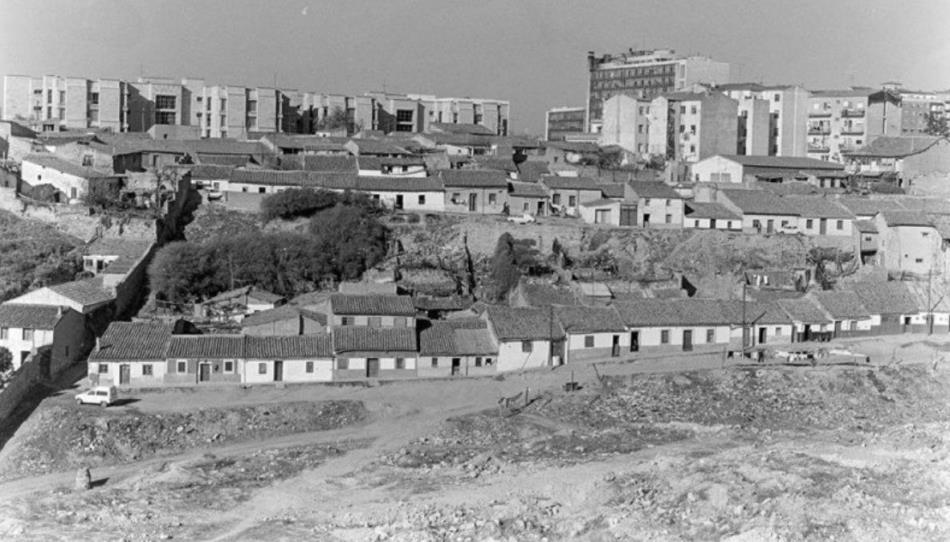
[98, 364, 108, 374]
[488, 193, 497, 205]
[706, 329, 715, 343]
[142, 364, 153, 376]
[431, 357, 438, 368]
[836, 220, 843, 230]
[665, 214, 672, 224]
[305, 361, 314, 373]
[224, 361, 234, 373]
[177, 361, 186, 373]
[0, 327, 7, 340]
[552, 194, 561, 205]
[660, 330, 670, 344]
[258, 362, 267, 374]
[568, 195, 576, 207]
[485, 357, 493, 366]
[395, 358, 405, 369]
[806, 219, 814, 229]
[775, 327, 781, 335]
[584, 335, 594, 348]
[521, 340, 533, 353]
[22, 328, 33, 341]
[338, 358, 349, 370]
[258, 187, 266, 194]
[915, 258, 924, 263]
[418, 195, 425, 205]
[922, 232, 930, 238]
[367, 316, 382, 328]
[475, 357, 483, 367]
[340, 316, 352, 325]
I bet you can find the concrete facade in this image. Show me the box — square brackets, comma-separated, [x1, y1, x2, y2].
[807, 89, 902, 163]
[649, 92, 738, 163]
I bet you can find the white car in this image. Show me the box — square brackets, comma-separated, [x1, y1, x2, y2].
[76, 386, 118, 407]
[507, 213, 536, 224]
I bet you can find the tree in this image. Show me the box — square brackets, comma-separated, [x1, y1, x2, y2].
[489, 233, 521, 301]
[316, 106, 350, 131]
[0, 346, 12, 373]
[261, 188, 341, 221]
[309, 204, 389, 281]
[925, 112, 949, 137]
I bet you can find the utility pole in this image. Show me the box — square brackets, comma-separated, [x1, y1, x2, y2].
[741, 281, 748, 351]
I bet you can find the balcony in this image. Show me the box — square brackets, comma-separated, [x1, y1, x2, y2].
[808, 145, 830, 153]
[809, 111, 832, 118]
[841, 109, 865, 118]
[808, 127, 830, 135]
[840, 127, 865, 135]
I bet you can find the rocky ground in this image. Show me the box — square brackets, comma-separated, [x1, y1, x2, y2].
[1, 362, 949, 540]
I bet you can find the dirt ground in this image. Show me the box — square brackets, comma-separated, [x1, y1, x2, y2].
[1, 334, 950, 541]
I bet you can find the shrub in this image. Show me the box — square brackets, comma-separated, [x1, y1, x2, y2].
[260, 188, 340, 221]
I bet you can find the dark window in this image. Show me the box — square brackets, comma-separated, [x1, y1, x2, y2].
[475, 357, 483, 367]
[418, 195, 426, 205]
[98, 364, 108, 374]
[836, 220, 843, 230]
[431, 357, 438, 368]
[89, 92, 99, 105]
[706, 329, 715, 343]
[521, 340, 533, 353]
[142, 364, 153, 376]
[155, 95, 176, 110]
[395, 358, 405, 369]
[340, 316, 352, 325]
[155, 111, 175, 125]
[177, 361, 186, 373]
[489, 193, 497, 205]
[660, 330, 670, 344]
[22, 328, 33, 341]
[584, 335, 594, 348]
[395, 109, 414, 132]
[806, 219, 814, 229]
[224, 361, 234, 372]
[0, 327, 7, 340]
[258, 363, 267, 375]
[305, 361, 314, 373]
[338, 359, 349, 370]
[568, 195, 576, 207]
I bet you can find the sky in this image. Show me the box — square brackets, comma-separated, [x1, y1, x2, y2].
[1, 0, 948, 135]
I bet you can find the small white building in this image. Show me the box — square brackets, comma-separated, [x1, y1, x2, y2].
[355, 176, 445, 212]
[483, 306, 565, 372]
[21, 153, 119, 203]
[691, 154, 845, 184]
[0, 304, 86, 372]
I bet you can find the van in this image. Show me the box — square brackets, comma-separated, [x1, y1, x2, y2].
[75, 386, 118, 407]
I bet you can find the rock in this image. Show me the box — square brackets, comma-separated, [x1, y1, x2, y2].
[74, 467, 91, 491]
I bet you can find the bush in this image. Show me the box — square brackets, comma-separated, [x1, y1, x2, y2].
[260, 188, 340, 221]
[0, 346, 12, 372]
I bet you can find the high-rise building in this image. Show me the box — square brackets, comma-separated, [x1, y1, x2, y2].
[586, 48, 730, 132]
[2, 75, 128, 132]
[647, 91, 738, 163]
[895, 89, 948, 135]
[807, 88, 902, 163]
[598, 96, 651, 155]
[717, 84, 810, 157]
[545, 107, 586, 141]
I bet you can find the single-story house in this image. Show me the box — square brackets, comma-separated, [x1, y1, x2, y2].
[240, 305, 328, 336]
[331, 326, 418, 380]
[507, 181, 549, 217]
[318, 294, 416, 328]
[483, 306, 565, 372]
[691, 154, 845, 184]
[553, 305, 628, 362]
[808, 291, 873, 337]
[355, 176, 445, 212]
[418, 319, 498, 378]
[20, 153, 120, 203]
[440, 169, 509, 214]
[540, 175, 603, 216]
[683, 201, 742, 230]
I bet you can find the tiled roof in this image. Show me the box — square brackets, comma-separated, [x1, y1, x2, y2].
[332, 326, 417, 353]
[580, 198, 618, 208]
[412, 294, 474, 311]
[0, 304, 64, 329]
[540, 175, 603, 191]
[329, 294, 416, 316]
[49, 279, 115, 307]
[89, 322, 175, 361]
[685, 202, 741, 220]
[598, 183, 626, 199]
[836, 197, 906, 217]
[439, 169, 509, 188]
[195, 154, 251, 166]
[453, 328, 497, 355]
[881, 211, 934, 227]
[338, 282, 398, 295]
[356, 176, 443, 192]
[508, 181, 548, 198]
[629, 182, 681, 199]
[357, 156, 426, 171]
[348, 139, 411, 156]
[554, 305, 626, 333]
[846, 136, 947, 158]
[810, 291, 870, 320]
[776, 297, 832, 324]
[186, 139, 265, 156]
[543, 141, 601, 153]
[904, 281, 950, 312]
[229, 169, 359, 189]
[719, 189, 800, 216]
[781, 197, 854, 219]
[204, 286, 285, 305]
[245, 334, 333, 358]
[240, 305, 327, 328]
[23, 153, 113, 179]
[515, 280, 579, 307]
[614, 299, 736, 327]
[472, 156, 517, 173]
[485, 306, 565, 341]
[516, 161, 550, 183]
[264, 134, 348, 152]
[418, 322, 456, 355]
[167, 335, 245, 358]
[417, 318, 496, 356]
[716, 154, 845, 170]
[427, 133, 493, 147]
[299, 155, 359, 172]
[429, 123, 495, 135]
[848, 281, 920, 314]
[855, 219, 878, 233]
[895, 198, 950, 216]
[189, 164, 235, 180]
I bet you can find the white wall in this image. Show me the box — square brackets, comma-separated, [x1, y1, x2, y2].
[565, 331, 628, 353]
[691, 156, 743, 183]
[497, 340, 554, 372]
[799, 217, 854, 237]
[631, 325, 730, 348]
[1, 327, 54, 370]
[368, 190, 445, 212]
[243, 358, 333, 383]
[21, 160, 88, 201]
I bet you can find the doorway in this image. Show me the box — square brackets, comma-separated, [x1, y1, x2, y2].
[451, 358, 461, 376]
[537, 201, 545, 216]
[120, 364, 130, 385]
[683, 329, 693, 352]
[273, 360, 283, 382]
[611, 335, 620, 357]
[468, 193, 477, 212]
[758, 327, 767, 345]
[395, 195, 404, 210]
[199, 363, 211, 382]
[630, 331, 639, 352]
[819, 219, 827, 235]
[366, 358, 380, 378]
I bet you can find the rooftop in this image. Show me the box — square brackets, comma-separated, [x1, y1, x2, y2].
[714, 154, 845, 171]
[508, 181, 549, 198]
[847, 281, 920, 314]
[23, 153, 114, 179]
[329, 294, 416, 316]
[629, 181, 681, 199]
[719, 189, 800, 216]
[685, 201, 741, 220]
[846, 136, 947, 158]
[332, 326, 417, 353]
[439, 169, 509, 188]
[0, 304, 65, 329]
[48, 279, 115, 308]
[540, 175, 603, 191]
[88, 322, 175, 361]
[553, 305, 626, 333]
[485, 306, 565, 341]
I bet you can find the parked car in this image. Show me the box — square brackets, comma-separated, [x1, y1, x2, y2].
[75, 386, 118, 407]
[507, 213, 536, 225]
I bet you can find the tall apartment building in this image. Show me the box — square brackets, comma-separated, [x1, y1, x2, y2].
[648, 91, 738, 163]
[896, 89, 948, 135]
[586, 48, 730, 132]
[598, 95, 651, 155]
[2, 75, 128, 132]
[807, 89, 902, 163]
[717, 83, 810, 157]
[545, 107, 586, 141]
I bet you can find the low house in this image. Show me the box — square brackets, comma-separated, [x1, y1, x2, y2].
[412, 294, 474, 319]
[0, 304, 86, 373]
[197, 286, 286, 320]
[848, 280, 922, 334]
[904, 280, 950, 334]
[321, 294, 416, 328]
[683, 201, 742, 230]
[783, 196, 855, 239]
[260, 134, 350, 156]
[775, 297, 834, 342]
[844, 136, 950, 178]
[809, 291, 873, 338]
[164, 335, 245, 386]
[613, 299, 735, 354]
[691, 154, 845, 184]
[856, 219, 881, 265]
[344, 139, 412, 157]
[6, 279, 114, 316]
[717, 189, 801, 234]
[356, 156, 427, 177]
[627, 182, 685, 228]
[874, 211, 942, 276]
[507, 181, 549, 217]
[279, 155, 357, 173]
[540, 175, 603, 216]
[440, 169, 509, 214]
[553, 305, 628, 362]
[242, 335, 334, 384]
[86, 321, 186, 387]
[355, 176, 445, 212]
[509, 279, 579, 308]
[483, 306, 565, 372]
[240, 305, 327, 336]
[331, 326, 418, 380]
[20, 153, 120, 202]
[189, 164, 235, 191]
[418, 319, 498, 378]
[579, 198, 622, 226]
[338, 281, 398, 295]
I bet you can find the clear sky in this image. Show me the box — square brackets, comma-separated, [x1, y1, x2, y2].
[1, 0, 947, 134]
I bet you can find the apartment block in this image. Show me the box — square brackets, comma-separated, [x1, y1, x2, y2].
[648, 91, 738, 162]
[896, 89, 948, 135]
[545, 106, 585, 142]
[736, 97, 770, 156]
[586, 48, 730, 132]
[718, 84, 810, 157]
[599, 95, 651, 155]
[807, 88, 902, 163]
[2, 75, 128, 132]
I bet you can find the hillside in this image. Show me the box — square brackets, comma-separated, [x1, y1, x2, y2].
[0, 210, 84, 302]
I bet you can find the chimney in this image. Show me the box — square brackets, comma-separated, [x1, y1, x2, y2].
[95, 337, 100, 352]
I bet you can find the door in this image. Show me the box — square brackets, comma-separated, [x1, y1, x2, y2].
[468, 193, 477, 212]
[395, 195, 404, 210]
[766, 219, 774, 234]
[273, 360, 283, 382]
[710, 219, 717, 229]
[819, 219, 827, 235]
[758, 327, 767, 345]
[451, 358, 461, 376]
[643, 213, 651, 226]
[683, 329, 693, 352]
[620, 205, 636, 226]
[537, 201, 545, 216]
[630, 331, 639, 352]
[119, 364, 131, 385]
[366, 358, 380, 378]
[834, 320, 842, 337]
[611, 335, 620, 357]
[199, 363, 211, 382]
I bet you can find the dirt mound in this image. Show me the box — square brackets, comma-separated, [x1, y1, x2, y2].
[0, 400, 365, 480]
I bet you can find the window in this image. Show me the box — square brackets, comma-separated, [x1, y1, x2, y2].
[690, 106, 697, 115]
[258, 187, 266, 194]
[806, 219, 814, 229]
[82, 155, 93, 166]
[474, 357, 483, 367]
[395, 109, 414, 132]
[258, 363, 267, 374]
[177, 361, 186, 373]
[922, 232, 930, 238]
[679, 106, 686, 114]
[340, 316, 352, 325]
[0, 327, 6, 340]
[155, 111, 175, 125]
[523, 202, 529, 212]
[142, 364, 153, 376]
[224, 361, 234, 373]
[488, 193, 497, 205]
[774, 327, 782, 335]
[584, 335, 594, 348]
[836, 220, 843, 230]
[521, 340, 533, 353]
[660, 330, 670, 344]
[665, 214, 672, 224]
[22, 328, 33, 341]
[98, 364, 108, 374]
[689, 145, 696, 154]
[155, 95, 176, 110]
[305, 361, 314, 373]
[552, 194, 561, 205]
[568, 195, 576, 207]
[89, 92, 99, 105]
[367, 316, 381, 328]
[338, 359, 349, 370]
[431, 357, 438, 368]
[395, 358, 405, 369]
[774, 93, 781, 102]
[418, 195, 426, 205]
[915, 258, 924, 263]
[485, 357, 493, 366]
[706, 329, 715, 343]
[690, 125, 696, 135]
